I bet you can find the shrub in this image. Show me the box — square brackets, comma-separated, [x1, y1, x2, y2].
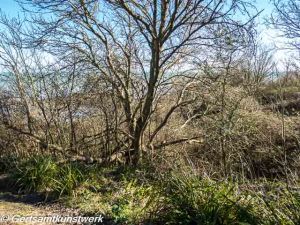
[52, 162, 87, 196]
[158, 171, 260, 225]
[259, 187, 300, 225]
[11, 155, 59, 192]
[10, 156, 90, 197]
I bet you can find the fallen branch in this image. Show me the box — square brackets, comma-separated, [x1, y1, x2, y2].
[151, 136, 203, 150]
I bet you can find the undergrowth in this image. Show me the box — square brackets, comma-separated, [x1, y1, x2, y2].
[10, 155, 96, 197]
[6, 156, 300, 224]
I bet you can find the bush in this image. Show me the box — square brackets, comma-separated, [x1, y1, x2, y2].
[53, 162, 87, 196]
[12, 155, 59, 192]
[10, 156, 91, 197]
[259, 187, 300, 225]
[8, 157, 300, 224]
[161, 172, 259, 225]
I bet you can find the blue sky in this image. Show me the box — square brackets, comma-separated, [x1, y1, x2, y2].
[0, 0, 286, 61]
[0, 0, 277, 43]
[0, 1, 276, 40]
[0, 0, 275, 19]
[0, 0, 21, 17]
[257, 1, 273, 14]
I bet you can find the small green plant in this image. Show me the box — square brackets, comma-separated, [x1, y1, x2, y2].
[52, 163, 87, 197]
[11, 156, 90, 197]
[259, 188, 300, 225]
[109, 178, 158, 224]
[163, 172, 259, 225]
[111, 197, 130, 223]
[12, 155, 58, 192]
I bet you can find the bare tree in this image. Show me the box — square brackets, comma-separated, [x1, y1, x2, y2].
[0, 14, 96, 158]
[8, 0, 259, 165]
[242, 43, 275, 86]
[267, 0, 300, 52]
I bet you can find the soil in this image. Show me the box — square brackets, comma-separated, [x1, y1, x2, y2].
[0, 174, 103, 225]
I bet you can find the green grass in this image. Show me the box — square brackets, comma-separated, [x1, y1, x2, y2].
[161, 172, 259, 224]
[7, 156, 300, 224]
[10, 155, 97, 197]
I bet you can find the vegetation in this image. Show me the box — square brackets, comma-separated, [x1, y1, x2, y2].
[5, 158, 300, 224]
[0, 0, 300, 224]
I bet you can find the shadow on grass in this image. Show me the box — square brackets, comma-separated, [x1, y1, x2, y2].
[0, 173, 116, 225]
